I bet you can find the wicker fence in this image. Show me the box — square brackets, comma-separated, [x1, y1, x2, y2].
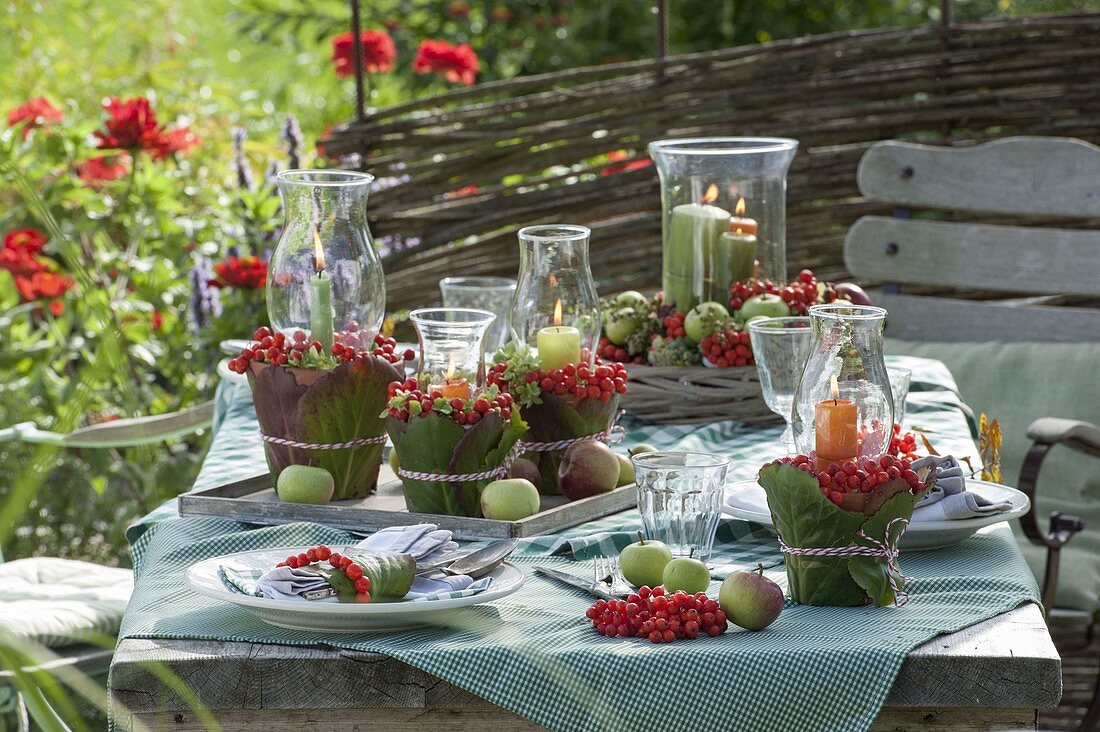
[325, 13, 1100, 312]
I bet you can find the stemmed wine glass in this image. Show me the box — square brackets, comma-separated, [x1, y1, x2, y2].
[748, 316, 813, 454]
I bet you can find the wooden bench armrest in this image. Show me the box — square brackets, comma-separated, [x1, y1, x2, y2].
[1026, 417, 1100, 458]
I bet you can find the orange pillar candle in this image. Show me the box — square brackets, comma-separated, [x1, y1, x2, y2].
[437, 378, 472, 400]
[815, 375, 859, 466]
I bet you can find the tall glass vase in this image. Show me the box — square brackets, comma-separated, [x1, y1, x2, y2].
[267, 170, 386, 348]
[791, 304, 894, 464]
[511, 225, 601, 368]
[648, 138, 798, 313]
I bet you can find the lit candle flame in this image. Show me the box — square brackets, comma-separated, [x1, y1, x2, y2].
[552, 298, 563, 327]
[734, 197, 746, 216]
[830, 374, 840, 403]
[701, 183, 719, 205]
[312, 228, 325, 273]
[445, 353, 456, 381]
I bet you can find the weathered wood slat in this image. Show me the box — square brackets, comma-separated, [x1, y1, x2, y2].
[875, 292, 1100, 343]
[857, 137, 1100, 217]
[845, 217, 1100, 296]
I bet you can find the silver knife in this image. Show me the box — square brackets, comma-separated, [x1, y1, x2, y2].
[534, 566, 618, 600]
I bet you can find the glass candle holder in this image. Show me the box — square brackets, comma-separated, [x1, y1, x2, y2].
[791, 304, 894, 465]
[648, 138, 798, 313]
[267, 170, 386, 351]
[511, 225, 601, 370]
[439, 276, 517, 355]
[632, 452, 731, 562]
[409, 308, 496, 400]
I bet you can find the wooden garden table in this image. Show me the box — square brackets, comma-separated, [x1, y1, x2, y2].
[111, 602, 1059, 731]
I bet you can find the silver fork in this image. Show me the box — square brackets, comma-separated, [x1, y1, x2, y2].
[593, 555, 632, 598]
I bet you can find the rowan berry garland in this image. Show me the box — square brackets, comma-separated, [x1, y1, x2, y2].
[275, 544, 374, 599]
[227, 326, 415, 374]
[385, 379, 515, 425]
[762, 452, 923, 509]
[487, 344, 628, 409]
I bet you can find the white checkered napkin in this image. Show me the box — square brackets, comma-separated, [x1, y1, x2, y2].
[219, 562, 494, 602]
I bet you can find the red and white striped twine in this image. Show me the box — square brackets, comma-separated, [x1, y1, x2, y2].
[778, 517, 911, 606]
[397, 441, 525, 483]
[517, 424, 625, 453]
[260, 433, 387, 451]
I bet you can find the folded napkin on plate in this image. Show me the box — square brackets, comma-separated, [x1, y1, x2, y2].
[355, 523, 459, 564]
[219, 565, 330, 601]
[911, 455, 1013, 521]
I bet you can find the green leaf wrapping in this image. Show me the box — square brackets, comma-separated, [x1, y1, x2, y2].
[248, 356, 401, 500]
[758, 463, 918, 607]
[387, 410, 528, 517]
[318, 548, 415, 601]
[520, 393, 620, 494]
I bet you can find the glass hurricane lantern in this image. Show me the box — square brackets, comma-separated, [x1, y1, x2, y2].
[409, 308, 496, 399]
[648, 138, 798, 313]
[267, 170, 386, 350]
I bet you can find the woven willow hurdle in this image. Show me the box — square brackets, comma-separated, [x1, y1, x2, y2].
[326, 12, 1100, 313]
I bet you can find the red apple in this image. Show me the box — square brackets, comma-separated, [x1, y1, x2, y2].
[834, 282, 873, 306]
[509, 457, 543, 492]
[718, 564, 784, 631]
[557, 440, 621, 500]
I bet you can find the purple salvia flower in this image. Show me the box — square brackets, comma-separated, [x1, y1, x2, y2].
[232, 128, 254, 191]
[282, 115, 303, 170]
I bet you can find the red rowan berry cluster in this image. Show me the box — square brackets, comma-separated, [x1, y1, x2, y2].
[595, 337, 646, 365]
[275, 545, 373, 601]
[887, 423, 920, 460]
[662, 311, 687, 339]
[699, 328, 755, 368]
[586, 586, 728, 643]
[729, 269, 844, 316]
[385, 379, 514, 425]
[763, 453, 922, 508]
[487, 359, 628, 405]
[226, 327, 415, 374]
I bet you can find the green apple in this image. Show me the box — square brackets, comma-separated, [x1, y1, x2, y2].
[388, 448, 400, 475]
[605, 307, 638, 345]
[615, 454, 634, 487]
[619, 533, 673, 588]
[662, 553, 711, 594]
[684, 301, 729, 343]
[738, 294, 790, 322]
[628, 443, 658, 458]
[718, 563, 785, 631]
[276, 465, 335, 505]
[612, 290, 649, 311]
[480, 478, 541, 520]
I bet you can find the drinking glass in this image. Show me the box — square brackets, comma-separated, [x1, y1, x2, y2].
[748, 316, 813, 454]
[632, 452, 730, 562]
[439, 276, 517, 354]
[889, 367, 913, 425]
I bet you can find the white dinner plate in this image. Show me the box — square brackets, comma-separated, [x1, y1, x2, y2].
[187, 545, 525, 632]
[722, 479, 1030, 551]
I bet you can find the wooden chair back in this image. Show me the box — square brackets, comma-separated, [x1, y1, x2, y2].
[843, 137, 1100, 342]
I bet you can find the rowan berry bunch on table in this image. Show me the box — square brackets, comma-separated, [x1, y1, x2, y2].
[226, 326, 415, 373]
[585, 586, 729, 643]
[384, 379, 515, 426]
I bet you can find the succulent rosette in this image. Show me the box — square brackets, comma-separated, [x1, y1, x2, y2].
[229, 327, 407, 500]
[757, 453, 934, 608]
[487, 343, 628, 495]
[384, 379, 527, 517]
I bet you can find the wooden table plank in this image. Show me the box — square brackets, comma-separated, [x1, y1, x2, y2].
[110, 603, 1060, 731]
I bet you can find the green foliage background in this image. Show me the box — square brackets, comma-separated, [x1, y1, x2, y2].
[0, 0, 1088, 569]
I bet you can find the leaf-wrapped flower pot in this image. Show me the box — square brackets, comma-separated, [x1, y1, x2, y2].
[486, 345, 630, 495]
[227, 327, 408, 501]
[757, 455, 934, 607]
[384, 382, 528, 517]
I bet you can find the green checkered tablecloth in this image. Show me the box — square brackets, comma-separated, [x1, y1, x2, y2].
[117, 356, 1040, 732]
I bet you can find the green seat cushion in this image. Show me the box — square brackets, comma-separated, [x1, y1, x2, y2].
[886, 339, 1100, 612]
[0, 557, 133, 647]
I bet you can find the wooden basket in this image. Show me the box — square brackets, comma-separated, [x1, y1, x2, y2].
[621, 364, 781, 425]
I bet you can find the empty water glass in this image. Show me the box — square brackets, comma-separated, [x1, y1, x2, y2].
[439, 276, 517, 354]
[889, 367, 913, 425]
[632, 452, 730, 562]
[748, 316, 813, 454]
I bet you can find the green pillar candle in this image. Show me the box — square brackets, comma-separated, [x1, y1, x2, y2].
[715, 231, 757, 297]
[536, 326, 581, 371]
[308, 231, 334, 352]
[663, 202, 729, 312]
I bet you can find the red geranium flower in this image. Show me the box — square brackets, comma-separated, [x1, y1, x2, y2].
[8, 98, 63, 136]
[413, 40, 479, 86]
[151, 309, 165, 331]
[94, 97, 162, 151]
[331, 29, 397, 78]
[49, 299, 65, 316]
[150, 126, 199, 160]
[4, 228, 48, 255]
[14, 270, 72, 301]
[600, 150, 654, 176]
[76, 154, 130, 186]
[209, 256, 268, 289]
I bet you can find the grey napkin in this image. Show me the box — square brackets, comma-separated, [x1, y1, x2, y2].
[355, 524, 458, 564]
[911, 455, 1012, 521]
